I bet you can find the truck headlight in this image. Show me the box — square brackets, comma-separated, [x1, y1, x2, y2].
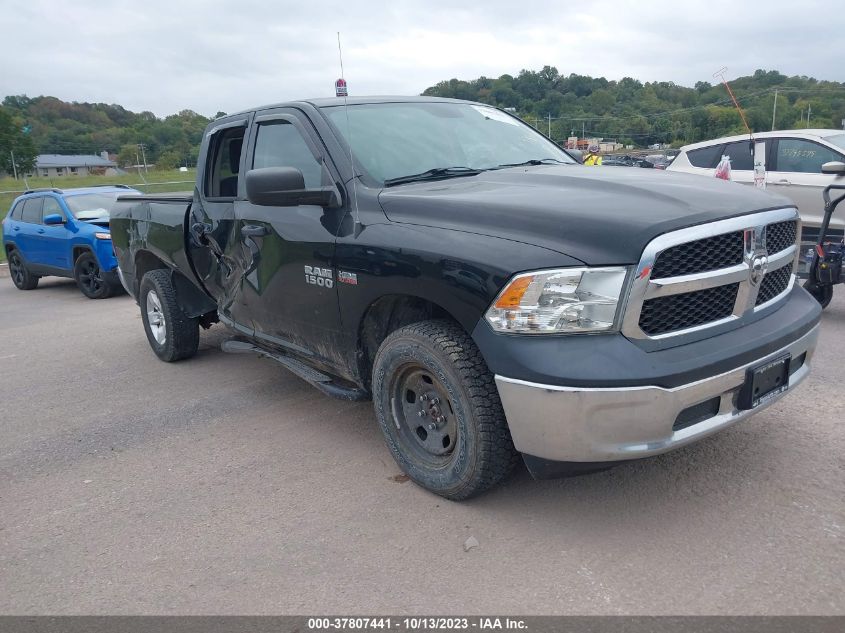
[485, 267, 629, 334]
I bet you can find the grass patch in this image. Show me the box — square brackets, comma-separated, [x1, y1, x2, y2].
[0, 169, 197, 263]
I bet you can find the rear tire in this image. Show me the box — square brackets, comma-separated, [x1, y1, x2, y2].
[73, 252, 118, 299]
[139, 269, 200, 362]
[372, 319, 519, 500]
[8, 250, 39, 290]
[803, 280, 833, 309]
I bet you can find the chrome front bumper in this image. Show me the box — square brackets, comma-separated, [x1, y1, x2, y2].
[495, 325, 818, 463]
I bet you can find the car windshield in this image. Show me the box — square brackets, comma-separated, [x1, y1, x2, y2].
[322, 102, 575, 186]
[63, 193, 122, 219]
[825, 134, 845, 152]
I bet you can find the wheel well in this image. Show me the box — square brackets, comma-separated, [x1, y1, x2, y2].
[4, 243, 15, 256]
[357, 295, 461, 389]
[133, 250, 167, 294]
[72, 245, 93, 263]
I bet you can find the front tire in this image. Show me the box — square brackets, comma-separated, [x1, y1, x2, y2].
[8, 250, 39, 290]
[73, 252, 118, 299]
[139, 269, 200, 362]
[804, 280, 833, 309]
[372, 320, 519, 500]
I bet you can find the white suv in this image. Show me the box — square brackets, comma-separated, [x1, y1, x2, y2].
[668, 129, 845, 239]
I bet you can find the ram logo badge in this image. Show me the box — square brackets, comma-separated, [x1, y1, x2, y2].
[304, 265, 334, 288]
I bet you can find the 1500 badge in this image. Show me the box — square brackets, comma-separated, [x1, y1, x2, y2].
[304, 265, 333, 288]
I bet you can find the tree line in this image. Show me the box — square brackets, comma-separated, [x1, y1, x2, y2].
[423, 68, 845, 147]
[2, 68, 844, 177]
[0, 95, 220, 176]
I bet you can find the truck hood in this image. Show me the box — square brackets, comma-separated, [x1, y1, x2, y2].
[377, 165, 794, 265]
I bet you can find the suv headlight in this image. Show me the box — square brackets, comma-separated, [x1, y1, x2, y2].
[485, 267, 629, 334]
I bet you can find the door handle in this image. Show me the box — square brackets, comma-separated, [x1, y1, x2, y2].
[241, 225, 267, 237]
[37, 228, 45, 234]
[777, 179, 792, 185]
[13, 226, 20, 231]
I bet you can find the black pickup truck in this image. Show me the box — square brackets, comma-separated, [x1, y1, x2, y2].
[111, 96, 821, 499]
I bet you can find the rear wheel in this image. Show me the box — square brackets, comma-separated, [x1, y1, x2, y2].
[8, 250, 39, 290]
[73, 252, 117, 299]
[372, 320, 519, 500]
[139, 269, 200, 362]
[803, 280, 833, 309]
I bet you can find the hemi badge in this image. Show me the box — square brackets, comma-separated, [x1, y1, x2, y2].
[338, 271, 358, 285]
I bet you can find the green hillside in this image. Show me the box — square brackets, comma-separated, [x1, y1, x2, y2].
[422, 68, 845, 146]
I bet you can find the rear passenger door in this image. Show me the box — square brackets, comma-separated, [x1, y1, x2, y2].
[721, 140, 756, 186]
[187, 117, 250, 311]
[15, 197, 44, 265]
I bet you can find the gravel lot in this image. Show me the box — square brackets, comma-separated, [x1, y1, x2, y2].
[0, 272, 843, 615]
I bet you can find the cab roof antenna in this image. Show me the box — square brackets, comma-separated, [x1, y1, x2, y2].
[337, 32, 363, 238]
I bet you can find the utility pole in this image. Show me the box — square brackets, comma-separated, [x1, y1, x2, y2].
[807, 104, 811, 128]
[547, 113, 551, 139]
[771, 89, 778, 131]
[10, 150, 18, 181]
[582, 121, 585, 141]
[138, 144, 148, 173]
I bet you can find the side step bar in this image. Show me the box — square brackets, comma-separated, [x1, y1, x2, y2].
[221, 339, 369, 402]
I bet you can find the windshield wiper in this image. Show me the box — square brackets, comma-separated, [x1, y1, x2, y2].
[494, 158, 570, 169]
[383, 166, 483, 187]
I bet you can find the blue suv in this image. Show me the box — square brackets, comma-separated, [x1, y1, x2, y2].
[2, 186, 140, 299]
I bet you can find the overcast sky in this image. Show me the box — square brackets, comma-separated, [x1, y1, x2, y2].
[2, 0, 843, 117]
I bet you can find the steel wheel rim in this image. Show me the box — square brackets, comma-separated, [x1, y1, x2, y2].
[146, 290, 166, 345]
[9, 253, 25, 286]
[389, 364, 458, 467]
[79, 260, 102, 293]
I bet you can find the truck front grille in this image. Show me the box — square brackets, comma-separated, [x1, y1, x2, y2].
[639, 284, 739, 336]
[765, 220, 798, 255]
[755, 265, 792, 306]
[651, 231, 743, 278]
[623, 209, 799, 341]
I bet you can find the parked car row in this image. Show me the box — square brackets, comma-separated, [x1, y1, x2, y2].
[2, 185, 140, 298]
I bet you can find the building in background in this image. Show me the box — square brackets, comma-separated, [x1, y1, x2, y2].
[27, 152, 118, 178]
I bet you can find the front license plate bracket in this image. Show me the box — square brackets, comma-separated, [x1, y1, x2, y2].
[738, 354, 791, 410]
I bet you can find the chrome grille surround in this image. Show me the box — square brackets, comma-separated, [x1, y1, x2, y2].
[622, 208, 800, 341]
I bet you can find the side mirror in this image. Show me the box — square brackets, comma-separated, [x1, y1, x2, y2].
[245, 167, 341, 208]
[821, 161, 845, 175]
[43, 213, 64, 225]
[567, 149, 583, 164]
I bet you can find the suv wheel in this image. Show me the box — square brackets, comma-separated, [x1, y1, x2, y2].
[372, 320, 519, 500]
[139, 269, 200, 362]
[73, 252, 117, 299]
[8, 250, 39, 290]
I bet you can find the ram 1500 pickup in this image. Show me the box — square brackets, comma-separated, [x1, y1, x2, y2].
[111, 96, 821, 499]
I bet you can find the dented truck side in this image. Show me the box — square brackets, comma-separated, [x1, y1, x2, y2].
[111, 96, 821, 499]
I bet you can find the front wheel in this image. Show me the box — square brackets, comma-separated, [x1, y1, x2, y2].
[372, 320, 519, 500]
[73, 252, 118, 299]
[8, 250, 39, 290]
[803, 280, 833, 309]
[139, 269, 200, 362]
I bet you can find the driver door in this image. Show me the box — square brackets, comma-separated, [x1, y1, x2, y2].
[233, 109, 344, 362]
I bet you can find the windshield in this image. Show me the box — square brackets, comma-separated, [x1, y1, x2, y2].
[63, 193, 122, 219]
[322, 102, 575, 186]
[825, 134, 845, 153]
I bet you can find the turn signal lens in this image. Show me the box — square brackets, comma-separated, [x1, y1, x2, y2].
[485, 267, 629, 334]
[95, 232, 111, 240]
